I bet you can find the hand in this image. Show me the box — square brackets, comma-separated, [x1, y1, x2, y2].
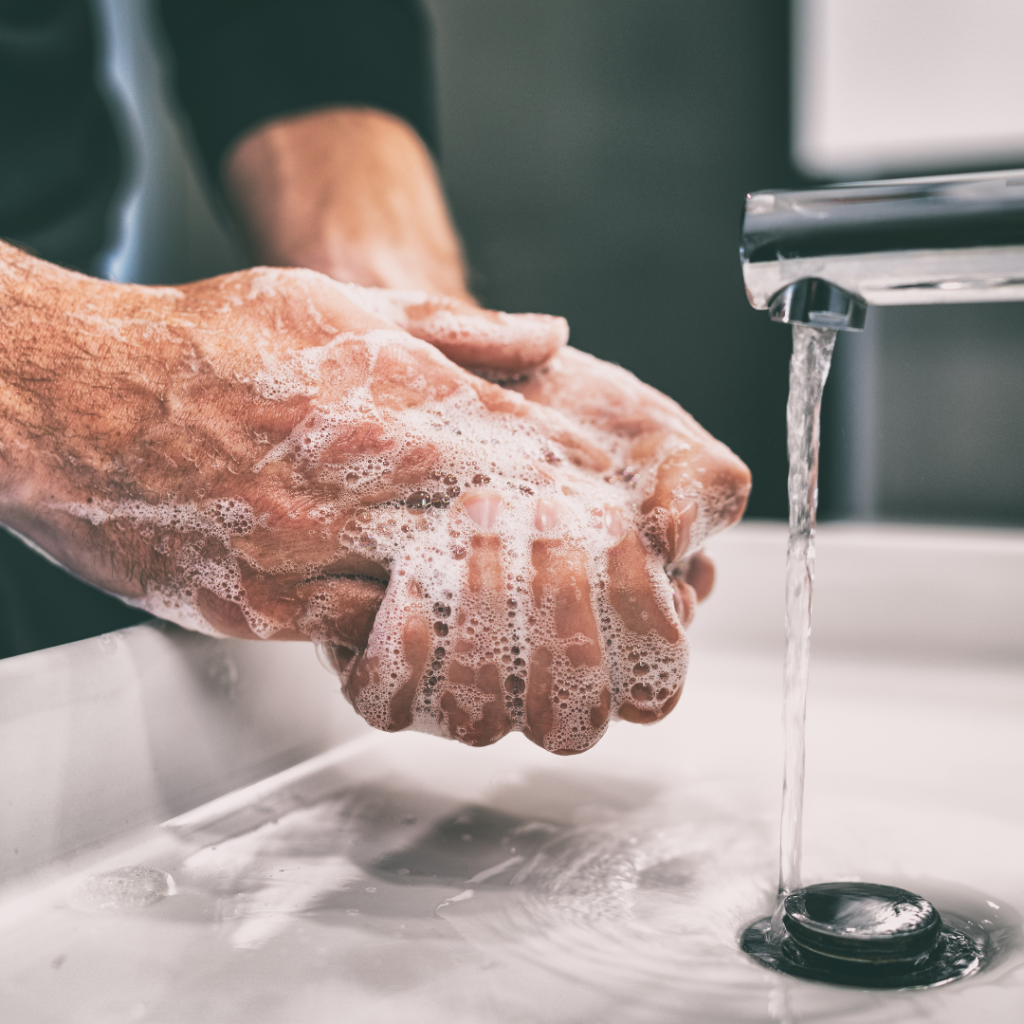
[1, 246, 746, 755]
[217, 107, 752, 751]
[327, 346, 749, 754]
[2, 245, 750, 754]
[0, 248, 570, 639]
[506, 345, 751, 623]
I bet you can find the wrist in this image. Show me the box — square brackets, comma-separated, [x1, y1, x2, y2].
[223, 107, 474, 301]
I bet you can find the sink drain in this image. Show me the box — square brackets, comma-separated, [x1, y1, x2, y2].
[742, 882, 985, 988]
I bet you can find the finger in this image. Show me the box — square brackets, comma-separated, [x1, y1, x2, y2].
[606, 532, 681, 644]
[435, 493, 514, 746]
[508, 346, 751, 557]
[669, 576, 697, 627]
[640, 445, 751, 562]
[332, 284, 569, 374]
[524, 500, 610, 755]
[511, 345, 698, 434]
[294, 575, 387, 645]
[199, 549, 388, 643]
[342, 577, 433, 733]
[684, 550, 715, 602]
[199, 574, 386, 644]
[604, 531, 687, 725]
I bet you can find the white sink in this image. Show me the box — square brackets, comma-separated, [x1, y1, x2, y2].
[1, 522, 1022, 1023]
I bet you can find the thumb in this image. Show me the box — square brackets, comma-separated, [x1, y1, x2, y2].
[334, 283, 569, 374]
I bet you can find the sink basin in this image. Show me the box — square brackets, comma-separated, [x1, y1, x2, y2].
[1, 522, 1021, 1023]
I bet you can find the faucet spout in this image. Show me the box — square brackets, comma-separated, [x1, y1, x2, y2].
[741, 168, 1024, 314]
[768, 278, 866, 331]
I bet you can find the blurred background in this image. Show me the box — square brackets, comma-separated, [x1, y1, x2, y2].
[93, 0, 1024, 525]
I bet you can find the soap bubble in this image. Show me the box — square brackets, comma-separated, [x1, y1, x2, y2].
[69, 867, 175, 913]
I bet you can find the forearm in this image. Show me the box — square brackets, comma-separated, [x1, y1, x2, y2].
[0, 242, 171, 529]
[222, 107, 473, 301]
[0, 242, 81, 499]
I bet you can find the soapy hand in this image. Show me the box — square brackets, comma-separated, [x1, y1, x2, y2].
[320, 294, 750, 751]
[0, 248, 749, 754]
[507, 345, 750, 622]
[222, 104, 742, 627]
[336, 286, 748, 618]
[214, 107, 751, 750]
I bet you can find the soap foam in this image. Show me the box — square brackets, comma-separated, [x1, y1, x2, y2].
[58, 318, 734, 753]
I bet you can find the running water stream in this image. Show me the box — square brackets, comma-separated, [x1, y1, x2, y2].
[778, 323, 837, 899]
[744, 322, 999, 989]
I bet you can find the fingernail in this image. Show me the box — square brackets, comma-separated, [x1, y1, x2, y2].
[534, 499, 562, 532]
[598, 506, 627, 540]
[668, 500, 698, 562]
[463, 493, 502, 530]
[671, 579, 697, 627]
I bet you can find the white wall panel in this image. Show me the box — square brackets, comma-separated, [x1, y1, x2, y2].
[794, 0, 1024, 178]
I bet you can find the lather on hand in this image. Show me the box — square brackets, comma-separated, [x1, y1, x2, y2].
[221, 107, 751, 751]
[0, 240, 748, 754]
[224, 106, 747, 639]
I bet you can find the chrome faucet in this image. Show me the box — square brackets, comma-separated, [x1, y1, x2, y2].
[740, 168, 1024, 330]
[738, 169, 1024, 989]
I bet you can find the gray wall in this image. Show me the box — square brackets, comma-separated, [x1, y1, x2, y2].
[874, 305, 1024, 524]
[826, 306, 1024, 526]
[424, 0, 797, 518]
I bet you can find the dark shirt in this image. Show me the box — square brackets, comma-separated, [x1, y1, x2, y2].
[160, 0, 438, 190]
[0, 0, 120, 269]
[0, 0, 437, 269]
[0, 0, 436, 657]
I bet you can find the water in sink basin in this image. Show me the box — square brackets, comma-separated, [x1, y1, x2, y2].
[0, 644, 1020, 1024]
